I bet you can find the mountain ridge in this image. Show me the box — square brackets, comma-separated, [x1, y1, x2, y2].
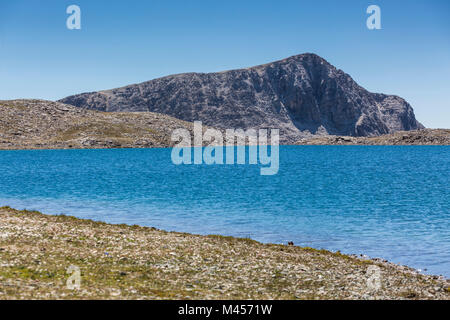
[59, 53, 424, 142]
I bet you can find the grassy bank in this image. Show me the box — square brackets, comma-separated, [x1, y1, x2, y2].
[0, 206, 448, 300]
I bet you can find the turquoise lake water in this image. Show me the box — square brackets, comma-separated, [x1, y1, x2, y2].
[0, 146, 448, 277]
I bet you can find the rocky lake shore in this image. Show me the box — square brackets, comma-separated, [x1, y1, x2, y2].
[296, 129, 450, 145]
[0, 206, 448, 300]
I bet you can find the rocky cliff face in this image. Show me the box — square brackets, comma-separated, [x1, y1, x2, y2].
[59, 53, 424, 143]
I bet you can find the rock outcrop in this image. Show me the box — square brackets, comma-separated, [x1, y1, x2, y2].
[59, 53, 424, 143]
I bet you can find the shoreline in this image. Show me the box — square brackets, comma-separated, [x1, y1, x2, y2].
[0, 206, 448, 300]
[1, 100, 449, 150]
[1, 140, 449, 151]
[1, 130, 449, 151]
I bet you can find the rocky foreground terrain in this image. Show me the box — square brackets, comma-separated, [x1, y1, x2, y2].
[59, 53, 424, 143]
[0, 206, 448, 300]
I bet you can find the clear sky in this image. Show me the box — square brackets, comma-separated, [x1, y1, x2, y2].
[0, 0, 449, 128]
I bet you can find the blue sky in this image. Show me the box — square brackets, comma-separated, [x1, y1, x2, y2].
[0, 0, 449, 128]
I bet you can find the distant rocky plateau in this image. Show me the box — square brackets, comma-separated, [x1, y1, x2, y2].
[296, 129, 450, 146]
[0, 99, 200, 150]
[0, 99, 448, 150]
[59, 53, 424, 143]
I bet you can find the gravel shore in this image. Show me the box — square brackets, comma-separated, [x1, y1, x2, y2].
[0, 206, 448, 300]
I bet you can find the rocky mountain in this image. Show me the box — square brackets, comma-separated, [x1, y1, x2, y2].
[59, 53, 424, 143]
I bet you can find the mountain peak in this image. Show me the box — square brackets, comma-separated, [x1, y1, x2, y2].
[59, 54, 423, 142]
